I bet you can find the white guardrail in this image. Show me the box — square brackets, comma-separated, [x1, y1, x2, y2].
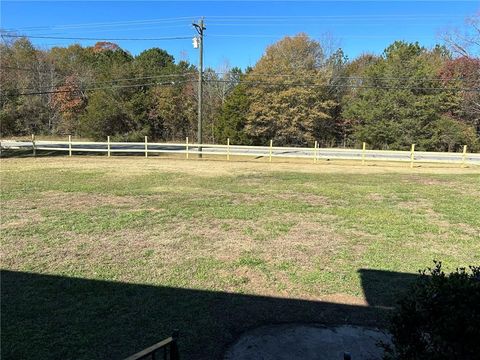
[0, 138, 479, 166]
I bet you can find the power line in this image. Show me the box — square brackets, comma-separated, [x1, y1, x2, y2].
[2, 23, 194, 37]
[5, 18, 453, 35]
[207, 34, 439, 39]
[5, 14, 459, 32]
[205, 18, 459, 26]
[4, 16, 200, 31]
[2, 79, 194, 97]
[1, 67, 197, 89]
[5, 78, 478, 96]
[205, 14, 464, 20]
[4, 65, 474, 85]
[2, 13, 459, 40]
[5, 71, 477, 93]
[29, 24, 194, 35]
[5, 33, 437, 41]
[1, 34, 192, 41]
[213, 72, 471, 83]
[13, 73, 197, 92]
[204, 79, 480, 93]
[82, 72, 196, 84]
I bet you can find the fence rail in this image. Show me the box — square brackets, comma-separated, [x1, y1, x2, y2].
[123, 331, 179, 360]
[1, 137, 479, 166]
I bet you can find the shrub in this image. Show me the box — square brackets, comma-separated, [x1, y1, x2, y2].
[384, 261, 480, 360]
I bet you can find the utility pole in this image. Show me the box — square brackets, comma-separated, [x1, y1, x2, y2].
[193, 18, 206, 158]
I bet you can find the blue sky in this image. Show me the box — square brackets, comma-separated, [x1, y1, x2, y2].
[1, 1, 478, 70]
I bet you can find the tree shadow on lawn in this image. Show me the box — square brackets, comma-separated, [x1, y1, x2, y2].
[1, 269, 417, 360]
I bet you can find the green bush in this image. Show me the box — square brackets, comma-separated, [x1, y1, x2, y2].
[385, 261, 480, 360]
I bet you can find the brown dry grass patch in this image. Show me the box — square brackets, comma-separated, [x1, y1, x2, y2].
[2, 156, 479, 178]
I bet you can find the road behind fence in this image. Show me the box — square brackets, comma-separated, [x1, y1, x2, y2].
[1, 136, 479, 167]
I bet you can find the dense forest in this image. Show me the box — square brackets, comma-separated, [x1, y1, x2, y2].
[1, 18, 479, 151]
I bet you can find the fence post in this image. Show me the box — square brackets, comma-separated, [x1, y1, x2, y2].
[107, 136, 111, 157]
[68, 135, 72, 157]
[144, 136, 148, 158]
[32, 134, 36, 157]
[186, 137, 189, 159]
[269, 139, 273, 163]
[314, 141, 318, 163]
[227, 138, 230, 161]
[410, 144, 415, 168]
[362, 142, 366, 165]
[171, 330, 180, 360]
[462, 145, 467, 168]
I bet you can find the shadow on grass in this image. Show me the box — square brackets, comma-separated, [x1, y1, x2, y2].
[0, 149, 65, 158]
[1, 269, 418, 360]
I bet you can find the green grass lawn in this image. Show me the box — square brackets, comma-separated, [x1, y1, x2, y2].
[1, 157, 479, 359]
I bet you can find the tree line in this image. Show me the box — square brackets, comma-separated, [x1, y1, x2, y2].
[1, 24, 479, 151]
